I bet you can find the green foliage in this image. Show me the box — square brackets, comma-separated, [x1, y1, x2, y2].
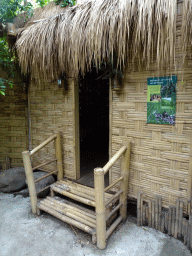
[54, 0, 76, 7]
[0, 0, 76, 96]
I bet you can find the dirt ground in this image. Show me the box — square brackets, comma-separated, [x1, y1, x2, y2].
[0, 192, 191, 256]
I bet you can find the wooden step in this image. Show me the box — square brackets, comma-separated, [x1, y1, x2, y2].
[50, 179, 115, 207]
[37, 196, 97, 243]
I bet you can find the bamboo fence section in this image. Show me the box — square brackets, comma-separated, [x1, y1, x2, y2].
[22, 133, 63, 214]
[137, 191, 192, 250]
[94, 142, 131, 249]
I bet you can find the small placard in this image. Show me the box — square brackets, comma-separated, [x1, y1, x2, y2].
[147, 76, 177, 125]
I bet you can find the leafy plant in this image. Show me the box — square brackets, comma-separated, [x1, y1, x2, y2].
[54, 0, 76, 7]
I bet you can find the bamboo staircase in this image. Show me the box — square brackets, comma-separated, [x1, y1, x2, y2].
[22, 133, 131, 249]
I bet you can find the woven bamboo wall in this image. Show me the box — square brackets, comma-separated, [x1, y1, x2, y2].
[110, 1, 192, 211]
[29, 78, 77, 179]
[0, 70, 28, 169]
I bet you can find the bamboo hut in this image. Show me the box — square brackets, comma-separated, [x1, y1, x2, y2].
[3, 0, 192, 244]
[15, 0, 192, 210]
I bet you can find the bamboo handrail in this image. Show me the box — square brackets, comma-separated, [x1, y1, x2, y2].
[32, 158, 57, 171]
[106, 203, 123, 222]
[104, 176, 123, 192]
[36, 184, 51, 195]
[105, 189, 123, 207]
[30, 134, 57, 156]
[103, 145, 127, 174]
[34, 170, 58, 183]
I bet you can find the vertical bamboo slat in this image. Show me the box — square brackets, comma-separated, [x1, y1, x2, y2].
[55, 132, 63, 181]
[148, 200, 152, 227]
[120, 142, 131, 221]
[174, 200, 179, 238]
[94, 168, 106, 250]
[178, 201, 183, 238]
[22, 151, 37, 214]
[137, 192, 141, 226]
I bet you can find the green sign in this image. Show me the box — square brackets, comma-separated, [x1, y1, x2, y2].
[147, 76, 177, 125]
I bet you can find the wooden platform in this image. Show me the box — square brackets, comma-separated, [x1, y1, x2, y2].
[37, 179, 118, 244]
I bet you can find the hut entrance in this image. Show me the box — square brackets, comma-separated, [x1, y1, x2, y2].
[78, 70, 109, 187]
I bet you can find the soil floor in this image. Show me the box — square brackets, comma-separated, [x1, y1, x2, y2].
[0, 192, 192, 256]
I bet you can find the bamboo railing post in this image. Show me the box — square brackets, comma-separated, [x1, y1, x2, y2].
[120, 142, 131, 222]
[55, 132, 63, 181]
[22, 151, 37, 214]
[94, 168, 106, 250]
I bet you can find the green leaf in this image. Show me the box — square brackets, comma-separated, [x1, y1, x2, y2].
[0, 91, 5, 96]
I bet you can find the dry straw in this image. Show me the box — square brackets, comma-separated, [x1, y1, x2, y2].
[16, 0, 191, 80]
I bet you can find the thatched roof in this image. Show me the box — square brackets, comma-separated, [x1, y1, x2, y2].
[16, 0, 192, 80]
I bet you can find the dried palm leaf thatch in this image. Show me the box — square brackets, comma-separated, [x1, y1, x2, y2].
[182, 0, 192, 61]
[16, 0, 179, 81]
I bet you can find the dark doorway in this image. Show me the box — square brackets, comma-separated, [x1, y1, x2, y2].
[78, 69, 109, 187]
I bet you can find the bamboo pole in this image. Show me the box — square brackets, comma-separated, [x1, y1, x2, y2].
[158, 196, 162, 231]
[52, 196, 96, 218]
[94, 168, 106, 250]
[46, 198, 96, 221]
[120, 142, 131, 222]
[189, 215, 192, 250]
[103, 146, 127, 174]
[55, 182, 95, 201]
[22, 151, 37, 214]
[38, 203, 94, 235]
[155, 196, 159, 230]
[55, 133, 63, 181]
[161, 215, 165, 233]
[165, 212, 168, 232]
[106, 203, 123, 222]
[174, 200, 179, 238]
[40, 200, 96, 228]
[51, 186, 96, 207]
[172, 206, 176, 236]
[168, 206, 172, 236]
[34, 170, 58, 183]
[104, 177, 123, 192]
[140, 193, 143, 226]
[105, 190, 123, 207]
[143, 204, 146, 226]
[32, 158, 57, 171]
[137, 192, 141, 226]
[148, 200, 152, 228]
[30, 134, 57, 156]
[106, 216, 123, 239]
[152, 201, 155, 228]
[178, 201, 183, 238]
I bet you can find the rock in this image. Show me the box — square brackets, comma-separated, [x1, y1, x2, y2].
[26, 171, 55, 198]
[0, 167, 26, 193]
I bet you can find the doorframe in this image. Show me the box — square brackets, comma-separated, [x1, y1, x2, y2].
[72, 78, 80, 180]
[74, 77, 112, 181]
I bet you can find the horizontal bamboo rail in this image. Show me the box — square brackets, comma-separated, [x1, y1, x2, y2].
[106, 203, 123, 222]
[104, 176, 123, 192]
[30, 134, 57, 156]
[103, 145, 127, 174]
[34, 170, 58, 183]
[32, 158, 57, 171]
[105, 190, 123, 207]
[51, 186, 96, 207]
[106, 216, 123, 239]
[36, 184, 51, 195]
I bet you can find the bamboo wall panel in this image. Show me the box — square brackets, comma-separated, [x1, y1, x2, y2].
[0, 70, 28, 169]
[110, 1, 192, 211]
[29, 78, 76, 179]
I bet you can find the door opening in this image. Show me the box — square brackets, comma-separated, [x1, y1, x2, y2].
[78, 69, 109, 187]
